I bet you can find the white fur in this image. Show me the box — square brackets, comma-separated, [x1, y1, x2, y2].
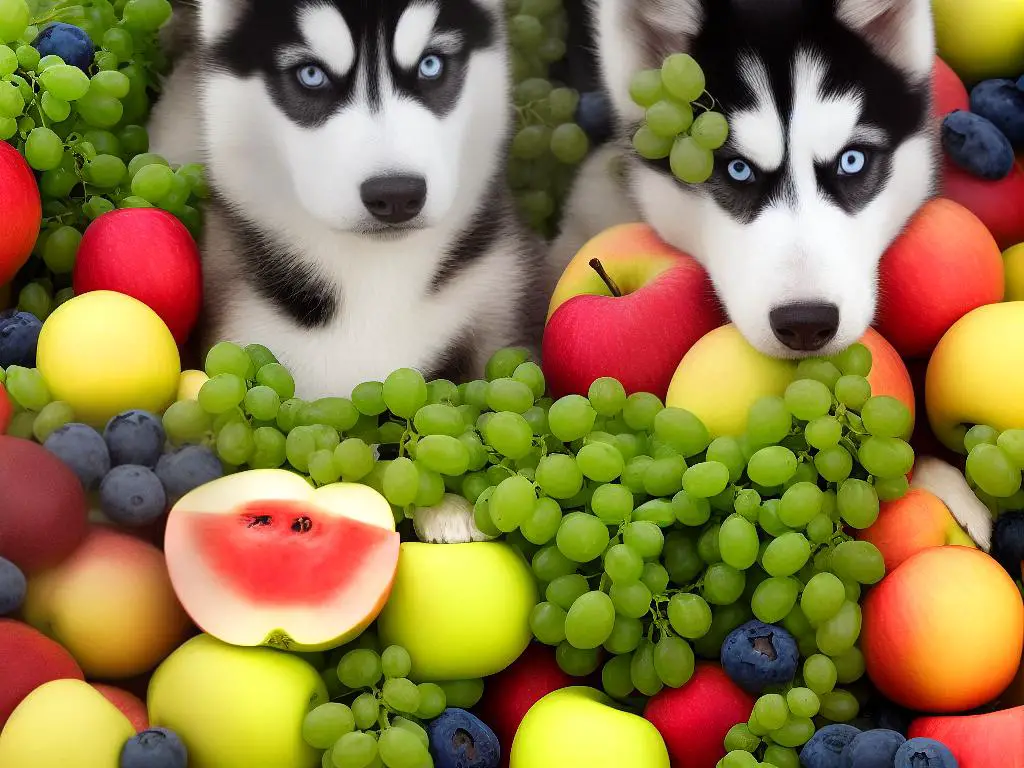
[296, 4, 356, 76]
[393, 2, 440, 70]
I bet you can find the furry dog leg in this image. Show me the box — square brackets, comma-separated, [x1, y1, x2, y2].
[909, 455, 994, 551]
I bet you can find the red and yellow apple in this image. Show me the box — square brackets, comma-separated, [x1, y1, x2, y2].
[0, 140, 41, 287]
[940, 159, 1024, 251]
[875, 198, 1004, 359]
[0, 619, 84, 730]
[926, 301, 1024, 452]
[932, 56, 969, 116]
[908, 705, 1024, 768]
[856, 488, 975, 573]
[92, 683, 150, 732]
[665, 325, 914, 439]
[542, 223, 725, 400]
[21, 525, 193, 679]
[861, 546, 1024, 712]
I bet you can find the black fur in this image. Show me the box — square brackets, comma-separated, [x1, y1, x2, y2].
[430, 176, 506, 292]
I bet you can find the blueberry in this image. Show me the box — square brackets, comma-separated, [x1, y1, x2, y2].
[991, 509, 1024, 578]
[575, 90, 613, 143]
[44, 422, 112, 489]
[840, 728, 906, 768]
[941, 110, 1015, 180]
[799, 724, 861, 768]
[970, 79, 1024, 146]
[100, 465, 167, 526]
[0, 310, 42, 368]
[104, 410, 166, 468]
[427, 708, 500, 768]
[32, 23, 95, 72]
[155, 445, 224, 500]
[893, 737, 959, 768]
[719, 620, 799, 693]
[120, 727, 188, 768]
[0, 556, 27, 616]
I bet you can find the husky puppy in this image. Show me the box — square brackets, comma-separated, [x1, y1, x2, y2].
[148, 0, 552, 399]
[553, 0, 995, 547]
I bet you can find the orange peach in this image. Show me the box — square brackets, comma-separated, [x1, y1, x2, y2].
[21, 525, 193, 678]
[862, 546, 1024, 713]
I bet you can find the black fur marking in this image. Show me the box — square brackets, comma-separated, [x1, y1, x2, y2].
[209, 0, 496, 127]
[427, 333, 477, 383]
[430, 179, 505, 292]
[218, 200, 340, 329]
[634, 0, 930, 223]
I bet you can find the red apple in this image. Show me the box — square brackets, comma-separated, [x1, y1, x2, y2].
[73, 208, 203, 344]
[0, 619, 84, 730]
[933, 56, 969, 116]
[0, 382, 12, 435]
[940, 158, 1024, 251]
[875, 198, 1004, 359]
[477, 643, 574, 768]
[0, 141, 41, 287]
[908, 706, 1024, 768]
[91, 683, 150, 732]
[643, 662, 755, 768]
[542, 223, 726, 400]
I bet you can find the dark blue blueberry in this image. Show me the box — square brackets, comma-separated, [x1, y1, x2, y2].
[100, 465, 167, 526]
[32, 23, 95, 72]
[120, 727, 188, 768]
[840, 728, 906, 768]
[893, 737, 959, 768]
[44, 422, 111, 489]
[0, 310, 42, 368]
[0, 556, 27, 616]
[941, 110, 1015, 180]
[575, 90, 613, 143]
[155, 444, 223, 500]
[799, 724, 861, 768]
[427, 708, 500, 768]
[104, 409, 166, 468]
[719, 620, 798, 693]
[970, 79, 1024, 146]
[991, 510, 1024, 578]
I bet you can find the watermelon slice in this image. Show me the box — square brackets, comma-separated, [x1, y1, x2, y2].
[164, 469, 400, 651]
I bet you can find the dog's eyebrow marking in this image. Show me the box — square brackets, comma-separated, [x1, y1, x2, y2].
[732, 54, 785, 172]
[790, 50, 863, 164]
[394, 1, 440, 70]
[296, 3, 355, 76]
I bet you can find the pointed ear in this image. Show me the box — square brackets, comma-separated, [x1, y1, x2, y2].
[195, 0, 245, 43]
[835, 0, 934, 79]
[590, 0, 705, 125]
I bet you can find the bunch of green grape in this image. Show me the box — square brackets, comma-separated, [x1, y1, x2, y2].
[960, 423, 1024, 514]
[0, 363, 76, 441]
[303, 632, 485, 768]
[1, 0, 207, 322]
[630, 53, 729, 184]
[504, 0, 589, 236]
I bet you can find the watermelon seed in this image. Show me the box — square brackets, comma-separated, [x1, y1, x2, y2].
[246, 515, 273, 528]
[292, 516, 313, 534]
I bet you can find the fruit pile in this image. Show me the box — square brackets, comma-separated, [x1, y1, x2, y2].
[941, 76, 1024, 182]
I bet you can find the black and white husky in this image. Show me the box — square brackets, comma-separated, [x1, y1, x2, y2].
[554, 0, 995, 548]
[148, 0, 553, 399]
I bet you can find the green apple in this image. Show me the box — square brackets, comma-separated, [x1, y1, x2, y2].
[377, 542, 537, 681]
[148, 633, 328, 768]
[510, 687, 671, 768]
[0, 678, 135, 768]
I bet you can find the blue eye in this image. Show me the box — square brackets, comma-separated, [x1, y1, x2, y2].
[727, 159, 754, 183]
[838, 149, 866, 175]
[296, 64, 328, 89]
[418, 54, 444, 80]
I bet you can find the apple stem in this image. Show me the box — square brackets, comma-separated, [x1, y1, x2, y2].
[589, 258, 622, 297]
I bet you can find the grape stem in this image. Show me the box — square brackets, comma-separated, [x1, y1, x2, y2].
[588, 258, 622, 297]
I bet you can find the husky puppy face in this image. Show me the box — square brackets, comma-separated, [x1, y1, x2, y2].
[196, 0, 509, 236]
[593, 0, 938, 357]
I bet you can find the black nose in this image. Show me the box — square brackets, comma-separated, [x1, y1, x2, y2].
[769, 302, 840, 352]
[360, 175, 427, 224]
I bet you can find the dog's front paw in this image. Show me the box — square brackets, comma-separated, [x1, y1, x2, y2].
[412, 494, 497, 544]
[910, 455, 994, 551]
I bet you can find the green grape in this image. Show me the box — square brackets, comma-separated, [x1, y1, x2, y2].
[414, 434, 469, 476]
[90, 70, 131, 99]
[31, 401, 74, 443]
[84, 153, 127, 188]
[653, 633, 695, 688]
[413, 403, 462, 437]
[383, 457, 419, 507]
[609, 580, 652, 619]
[122, 0, 173, 30]
[556, 511, 610, 562]
[285, 426, 317, 472]
[198, 375, 248, 414]
[805, 416, 842, 449]
[814, 445, 853, 483]
[622, 520, 664, 558]
[591, 483, 633, 524]
[548, 394, 596, 442]
[761, 532, 811, 577]
[337, 648, 383, 689]
[835, 374, 871, 410]
[243, 386, 281, 421]
[38, 63, 90, 101]
[806, 513, 835, 544]
[334, 438, 374, 481]
[520, 496, 563, 544]
[547, 88, 580, 124]
[351, 692, 381, 730]
[784, 378, 832, 421]
[830, 540, 885, 585]
[415, 683, 446, 719]
[966, 442, 1022, 497]
[277, 398, 306, 433]
[302, 703, 355, 749]
[536, 453, 584, 499]
[413, 464, 444, 506]
[660, 53, 705, 102]
[800, 572, 846, 627]
[667, 593, 712, 639]
[531, 545, 576, 582]
[814, 600, 861, 656]
[485, 377, 534, 413]
[679, 461, 728, 499]
[641, 562, 670, 594]
[601, 654, 635, 699]
[747, 446, 797, 487]
[484, 411, 534, 459]
[673, 490, 711, 526]
[803, 654, 838, 695]
[41, 225, 81, 274]
[747, 396, 792, 447]
[751, 576, 800, 624]
[437, 678, 484, 708]
[964, 424, 999, 453]
[644, 454, 686, 496]
[331, 731, 378, 768]
[390, 716, 429, 752]
[830, 343, 871, 377]
[997, 428, 1024, 467]
[724, 723, 761, 753]
[622, 392, 663, 431]
[530, 601, 568, 645]
[784, 687, 820, 719]
[836, 478, 879, 528]
[576, 441, 624, 482]
[555, 642, 601, 677]
[163, 400, 213, 444]
[0, 44, 16, 77]
[378, 725, 427, 768]
[489, 474, 536, 532]
[635, 498, 678, 527]
[561, 589, 614, 651]
[603, 614, 643, 654]
[24, 127, 63, 171]
[697, 523, 722, 565]
[629, 68, 665, 107]
[546, 573, 589, 611]
[550, 123, 589, 164]
[707, 436, 745, 482]
[718, 515, 759, 570]
[753, 693, 789, 730]
[205, 341, 252, 378]
[646, 98, 694, 138]
[382, 368, 427, 418]
[733, 488, 761, 521]
[858, 436, 914, 480]
[350, 381, 386, 415]
[819, 689, 859, 722]
[5, 366, 50, 410]
[250, 426, 287, 469]
[770, 716, 815, 748]
[722, 750, 759, 768]
[860, 395, 912, 439]
[796, 359, 843, 390]
[776, 482, 822, 528]
[587, 377, 627, 416]
[308, 448, 340, 484]
[298, 398, 359, 432]
[381, 677, 421, 714]
[511, 125, 550, 159]
[702, 562, 745, 605]
[690, 110, 729, 150]
[130, 160, 174, 202]
[670, 135, 714, 183]
[604, 542, 643, 584]
[653, 407, 710, 457]
[217, 421, 255, 465]
[629, 638, 663, 696]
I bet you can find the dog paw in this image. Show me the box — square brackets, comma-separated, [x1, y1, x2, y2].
[910, 455, 994, 551]
[412, 494, 497, 544]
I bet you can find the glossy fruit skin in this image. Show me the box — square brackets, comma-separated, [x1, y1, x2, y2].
[799, 724, 861, 768]
[840, 729, 906, 768]
[719, 620, 798, 693]
[0, 141, 41, 287]
[893, 737, 959, 768]
[427, 708, 500, 768]
[970, 78, 1024, 145]
[32, 23, 95, 71]
[941, 110, 1015, 180]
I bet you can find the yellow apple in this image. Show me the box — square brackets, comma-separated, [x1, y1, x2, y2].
[510, 687, 671, 768]
[176, 369, 209, 401]
[931, 0, 1024, 82]
[926, 301, 1024, 451]
[0, 679, 135, 768]
[1004, 243, 1024, 302]
[376, 542, 537, 681]
[148, 634, 328, 768]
